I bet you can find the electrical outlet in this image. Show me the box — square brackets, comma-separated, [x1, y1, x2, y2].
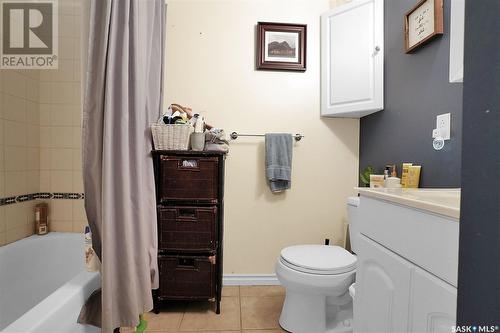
[436, 113, 451, 140]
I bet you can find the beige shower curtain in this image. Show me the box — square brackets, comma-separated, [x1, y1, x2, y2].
[81, 0, 164, 331]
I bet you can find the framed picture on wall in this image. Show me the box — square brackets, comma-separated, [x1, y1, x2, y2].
[256, 22, 307, 71]
[404, 0, 444, 53]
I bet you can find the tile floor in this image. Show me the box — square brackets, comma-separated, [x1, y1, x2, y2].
[121, 286, 287, 333]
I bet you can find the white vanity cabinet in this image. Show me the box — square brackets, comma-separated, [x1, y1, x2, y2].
[353, 190, 460, 333]
[321, 0, 384, 118]
[354, 234, 412, 332]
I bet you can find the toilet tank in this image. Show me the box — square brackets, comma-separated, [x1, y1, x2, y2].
[347, 196, 360, 254]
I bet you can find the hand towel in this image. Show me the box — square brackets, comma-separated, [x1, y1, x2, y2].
[265, 133, 293, 193]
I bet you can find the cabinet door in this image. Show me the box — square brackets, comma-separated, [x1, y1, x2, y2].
[354, 234, 412, 332]
[321, 0, 384, 118]
[409, 266, 457, 333]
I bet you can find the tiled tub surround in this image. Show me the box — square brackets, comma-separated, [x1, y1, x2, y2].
[0, 193, 87, 246]
[0, 0, 85, 246]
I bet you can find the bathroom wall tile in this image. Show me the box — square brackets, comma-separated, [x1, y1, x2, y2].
[72, 171, 83, 192]
[72, 106, 82, 127]
[59, 15, 75, 37]
[26, 78, 39, 102]
[50, 220, 73, 233]
[72, 83, 81, 105]
[2, 94, 26, 122]
[40, 126, 51, 148]
[1, 71, 26, 98]
[72, 127, 82, 148]
[51, 59, 75, 82]
[0, 171, 4, 197]
[50, 104, 73, 126]
[4, 121, 26, 146]
[4, 146, 27, 171]
[0, 93, 3, 119]
[51, 82, 74, 104]
[74, 60, 81, 82]
[72, 149, 82, 170]
[50, 170, 73, 192]
[0, 146, 4, 172]
[0, 232, 5, 246]
[26, 124, 40, 148]
[50, 199, 73, 221]
[27, 147, 40, 170]
[26, 101, 40, 125]
[59, 0, 74, 15]
[40, 171, 50, 192]
[39, 105, 51, 126]
[59, 37, 75, 60]
[5, 204, 28, 230]
[50, 148, 73, 170]
[0, 119, 3, 146]
[39, 83, 52, 102]
[51, 127, 74, 148]
[74, 38, 81, 60]
[72, 200, 86, 221]
[40, 148, 51, 170]
[26, 171, 40, 193]
[6, 225, 29, 244]
[0, 207, 5, 233]
[4, 171, 27, 196]
[72, 219, 86, 233]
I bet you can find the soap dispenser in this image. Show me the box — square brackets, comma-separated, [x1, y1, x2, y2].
[384, 165, 402, 188]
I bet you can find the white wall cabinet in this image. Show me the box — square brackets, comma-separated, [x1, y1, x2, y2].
[321, 0, 384, 118]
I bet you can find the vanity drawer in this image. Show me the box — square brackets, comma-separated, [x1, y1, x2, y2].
[158, 255, 216, 299]
[158, 156, 219, 203]
[158, 206, 217, 252]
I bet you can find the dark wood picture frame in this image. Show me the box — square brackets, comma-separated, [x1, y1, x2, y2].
[404, 0, 444, 53]
[256, 22, 307, 71]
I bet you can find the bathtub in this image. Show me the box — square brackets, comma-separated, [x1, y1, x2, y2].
[0, 233, 101, 333]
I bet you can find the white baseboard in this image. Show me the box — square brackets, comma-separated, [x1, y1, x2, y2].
[223, 274, 280, 286]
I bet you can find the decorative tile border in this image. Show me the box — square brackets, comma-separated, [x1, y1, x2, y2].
[0, 193, 85, 206]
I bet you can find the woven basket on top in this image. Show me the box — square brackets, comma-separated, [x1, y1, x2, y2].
[151, 123, 194, 150]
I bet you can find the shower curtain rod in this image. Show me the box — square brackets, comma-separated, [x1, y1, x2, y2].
[230, 132, 304, 142]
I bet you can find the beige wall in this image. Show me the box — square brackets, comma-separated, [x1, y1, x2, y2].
[165, 0, 359, 274]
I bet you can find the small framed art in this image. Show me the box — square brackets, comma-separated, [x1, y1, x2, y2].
[404, 0, 444, 53]
[256, 22, 307, 71]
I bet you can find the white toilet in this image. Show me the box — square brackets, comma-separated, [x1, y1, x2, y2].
[276, 197, 360, 333]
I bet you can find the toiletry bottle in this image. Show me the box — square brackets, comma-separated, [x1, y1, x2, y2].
[35, 203, 48, 235]
[401, 163, 413, 188]
[385, 165, 402, 188]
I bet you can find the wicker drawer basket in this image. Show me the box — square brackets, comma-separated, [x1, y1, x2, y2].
[151, 123, 194, 150]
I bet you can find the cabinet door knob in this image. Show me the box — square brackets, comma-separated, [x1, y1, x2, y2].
[374, 46, 381, 52]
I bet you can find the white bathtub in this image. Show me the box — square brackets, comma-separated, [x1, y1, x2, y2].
[0, 233, 101, 333]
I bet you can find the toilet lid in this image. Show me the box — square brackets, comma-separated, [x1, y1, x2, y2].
[280, 245, 356, 275]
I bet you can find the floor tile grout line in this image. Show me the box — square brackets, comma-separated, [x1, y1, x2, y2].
[238, 286, 243, 332]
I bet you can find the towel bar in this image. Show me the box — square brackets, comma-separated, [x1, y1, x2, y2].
[230, 132, 304, 142]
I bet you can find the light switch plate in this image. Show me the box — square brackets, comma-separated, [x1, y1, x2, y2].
[436, 113, 451, 140]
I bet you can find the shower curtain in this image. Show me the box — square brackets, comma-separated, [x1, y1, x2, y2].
[81, 0, 164, 331]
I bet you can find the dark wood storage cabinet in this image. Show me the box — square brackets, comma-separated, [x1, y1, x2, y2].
[152, 150, 225, 314]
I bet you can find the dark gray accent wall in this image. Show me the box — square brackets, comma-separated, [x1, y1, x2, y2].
[359, 0, 463, 187]
[457, 0, 500, 325]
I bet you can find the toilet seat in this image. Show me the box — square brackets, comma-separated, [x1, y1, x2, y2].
[280, 245, 356, 275]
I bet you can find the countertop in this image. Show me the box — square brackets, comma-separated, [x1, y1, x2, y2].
[357, 188, 461, 219]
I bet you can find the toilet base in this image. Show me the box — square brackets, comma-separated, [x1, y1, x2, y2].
[279, 290, 353, 333]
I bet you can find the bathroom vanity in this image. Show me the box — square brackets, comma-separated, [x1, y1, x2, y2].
[352, 188, 460, 332]
[152, 150, 226, 314]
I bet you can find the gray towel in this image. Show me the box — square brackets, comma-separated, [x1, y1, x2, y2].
[265, 133, 293, 193]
